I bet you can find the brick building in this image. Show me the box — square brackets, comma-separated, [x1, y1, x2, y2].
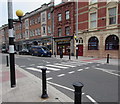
[75, 0, 120, 58]
[53, 1, 76, 55]
[14, 2, 54, 51]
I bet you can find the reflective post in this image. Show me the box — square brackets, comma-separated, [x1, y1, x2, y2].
[41, 68, 48, 98]
[6, 55, 9, 67]
[73, 82, 84, 104]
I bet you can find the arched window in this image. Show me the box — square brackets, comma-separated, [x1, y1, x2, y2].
[105, 35, 119, 50]
[88, 36, 99, 50]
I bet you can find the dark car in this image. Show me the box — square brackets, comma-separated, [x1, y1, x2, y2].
[19, 49, 30, 55]
[29, 46, 51, 57]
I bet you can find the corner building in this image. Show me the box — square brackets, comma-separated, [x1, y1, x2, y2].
[76, 0, 120, 58]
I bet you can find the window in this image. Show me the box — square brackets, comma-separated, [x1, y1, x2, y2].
[58, 13, 62, 21]
[37, 29, 40, 35]
[105, 35, 119, 50]
[38, 17, 40, 23]
[42, 13, 45, 22]
[65, 26, 70, 35]
[108, 7, 116, 25]
[48, 13, 51, 20]
[90, 0, 97, 4]
[58, 28, 62, 36]
[65, 11, 70, 20]
[90, 12, 97, 28]
[48, 26, 51, 33]
[88, 36, 99, 50]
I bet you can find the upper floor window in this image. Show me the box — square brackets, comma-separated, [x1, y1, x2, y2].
[65, 11, 70, 20]
[42, 13, 45, 22]
[48, 13, 51, 20]
[58, 13, 62, 21]
[105, 35, 119, 50]
[48, 26, 51, 33]
[90, 0, 97, 4]
[65, 26, 70, 35]
[108, 7, 116, 25]
[90, 12, 97, 28]
[58, 28, 62, 36]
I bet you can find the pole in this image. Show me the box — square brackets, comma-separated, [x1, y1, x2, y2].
[8, 0, 16, 88]
[6, 55, 9, 67]
[73, 82, 84, 104]
[41, 68, 48, 98]
[107, 54, 109, 63]
[69, 49, 71, 60]
[20, 21, 23, 50]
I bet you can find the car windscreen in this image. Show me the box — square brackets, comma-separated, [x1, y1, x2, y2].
[42, 47, 49, 51]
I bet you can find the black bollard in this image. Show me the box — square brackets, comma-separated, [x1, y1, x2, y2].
[41, 68, 48, 98]
[73, 82, 84, 104]
[54, 52, 56, 57]
[68, 49, 71, 60]
[6, 55, 9, 67]
[76, 49, 78, 59]
[107, 54, 109, 63]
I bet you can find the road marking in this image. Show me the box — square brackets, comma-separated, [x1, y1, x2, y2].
[46, 65, 68, 69]
[46, 77, 53, 81]
[57, 74, 65, 77]
[77, 69, 83, 71]
[68, 71, 75, 74]
[96, 64, 100, 66]
[37, 66, 60, 71]
[29, 64, 35, 66]
[55, 63, 76, 67]
[26, 67, 50, 73]
[48, 81, 85, 95]
[85, 67, 89, 69]
[20, 65, 26, 68]
[86, 95, 99, 104]
[95, 67, 120, 77]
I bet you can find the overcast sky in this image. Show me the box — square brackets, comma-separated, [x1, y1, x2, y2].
[0, 0, 62, 27]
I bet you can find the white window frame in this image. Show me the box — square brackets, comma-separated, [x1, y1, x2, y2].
[58, 13, 62, 21]
[48, 13, 51, 20]
[65, 11, 70, 20]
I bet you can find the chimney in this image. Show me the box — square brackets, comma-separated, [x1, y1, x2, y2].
[62, 0, 68, 3]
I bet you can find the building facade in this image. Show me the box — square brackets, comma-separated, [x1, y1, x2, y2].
[76, 0, 120, 58]
[53, 1, 76, 55]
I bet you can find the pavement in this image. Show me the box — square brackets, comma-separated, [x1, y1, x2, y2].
[1, 54, 119, 103]
[1, 64, 73, 103]
[53, 55, 119, 66]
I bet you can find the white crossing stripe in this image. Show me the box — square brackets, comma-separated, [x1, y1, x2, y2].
[46, 77, 53, 81]
[86, 95, 99, 104]
[57, 74, 65, 77]
[85, 67, 89, 69]
[46, 65, 68, 69]
[55, 63, 76, 67]
[26, 67, 50, 73]
[77, 69, 83, 71]
[68, 71, 75, 74]
[37, 66, 60, 71]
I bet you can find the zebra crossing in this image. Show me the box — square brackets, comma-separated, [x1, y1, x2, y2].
[21, 61, 88, 74]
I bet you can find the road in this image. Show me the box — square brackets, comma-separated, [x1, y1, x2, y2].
[2, 54, 119, 103]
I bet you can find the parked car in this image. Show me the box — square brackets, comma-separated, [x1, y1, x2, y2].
[2, 48, 8, 53]
[29, 46, 51, 57]
[18, 49, 30, 55]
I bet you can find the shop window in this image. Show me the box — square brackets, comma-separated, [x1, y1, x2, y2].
[88, 36, 99, 50]
[105, 35, 119, 50]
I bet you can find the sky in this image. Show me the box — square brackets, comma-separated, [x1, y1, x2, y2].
[0, 0, 62, 27]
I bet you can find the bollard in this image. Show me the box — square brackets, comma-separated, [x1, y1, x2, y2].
[68, 49, 71, 60]
[76, 49, 78, 59]
[6, 55, 9, 67]
[41, 68, 49, 98]
[73, 82, 84, 104]
[107, 54, 109, 63]
[54, 52, 56, 57]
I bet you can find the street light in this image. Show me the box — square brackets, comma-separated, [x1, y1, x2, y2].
[16, 10, 24, 50]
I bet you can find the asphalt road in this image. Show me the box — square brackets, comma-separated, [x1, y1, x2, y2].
[2, 54, 119, 104]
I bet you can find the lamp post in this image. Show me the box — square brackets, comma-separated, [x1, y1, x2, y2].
[16, 10, 24, 50]
[8, 0, 23, 88]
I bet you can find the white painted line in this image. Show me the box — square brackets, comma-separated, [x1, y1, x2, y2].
[46, 77, 53, 81]
[95, 67, 120, 77]
[48, 81, 85, 95]
[86, 95, 99, 104]
[55, 63, 76, 67]
[68, 71, 75, 74]
[30, 64, 35, 66]
[96, 64, 100, 66]
[37, 66, 60, 71]
[46, 65, 68, 69]
[46, 62, 50, 63]
[77, 69, 83, 71]
[57, 74, 65, 77]
[20, 65, 26, 67]
[85, 67, 89, 69]
[26, 67, 50, 73]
